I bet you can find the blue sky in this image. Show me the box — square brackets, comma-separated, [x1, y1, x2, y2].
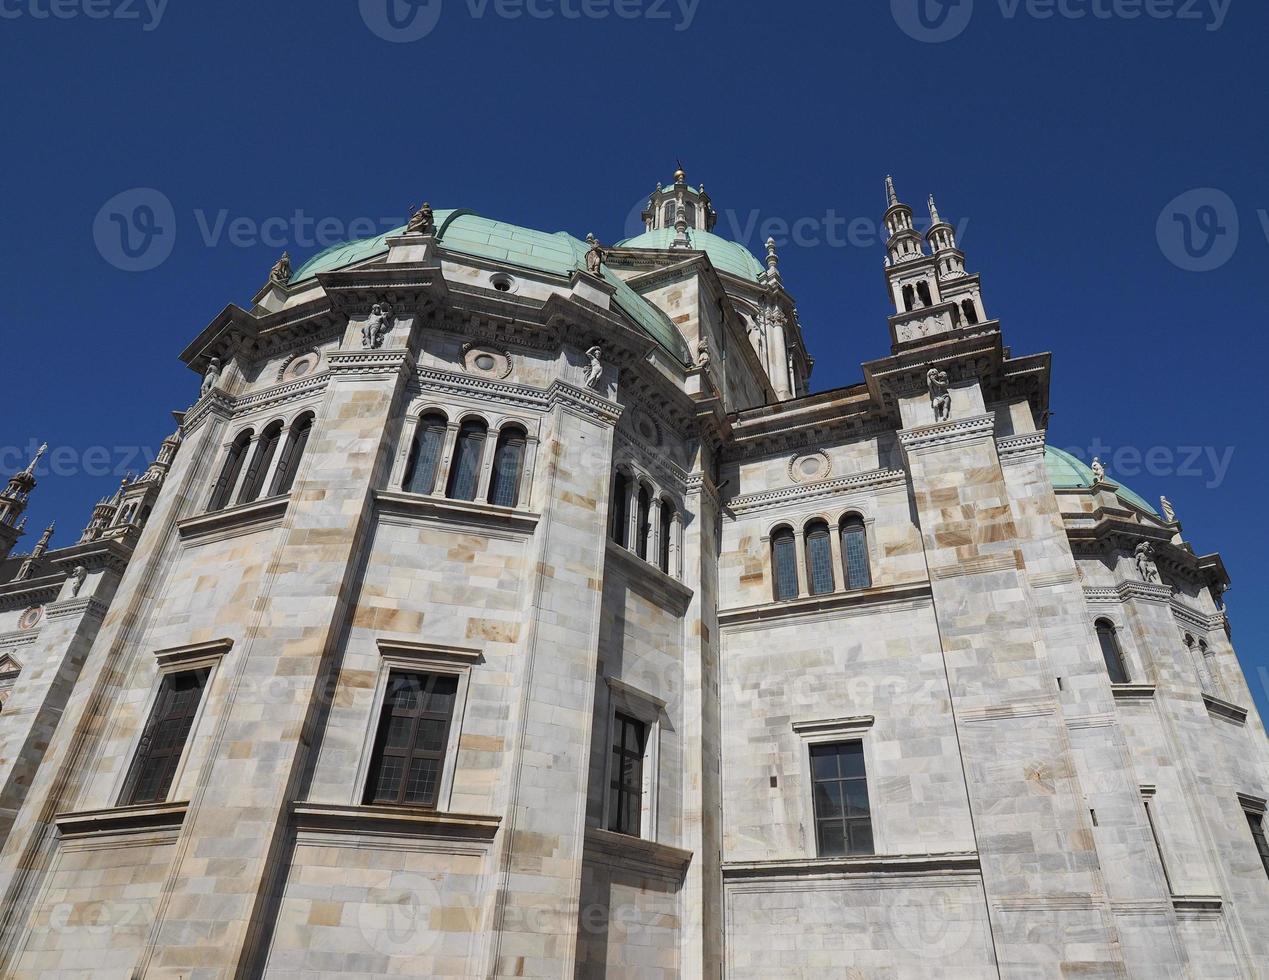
[2, 0, 1265, 718]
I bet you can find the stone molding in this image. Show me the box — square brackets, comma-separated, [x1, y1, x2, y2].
[583, 827, 693, 880]
[929, 551, 1023, 581]
[54, 801, 189, 839]
[154, 637, 234, 672]
[722, 851, 981, 882]
[718, 581, 932, 630]
[375, 638, 484, 665]
[899, 413, 996, 453]
[1169, 599, 1226, 634]
[225, 371, 329, 418]
[374, 491, 540, 539]
[1202, 694, 1248, 725]
[546, 378, 623, 426]
[1083, 581, 1175, 605]
[182, 389, 236, 434]
[958, 697, 1058, 724]
[326, 348, 416, 379]
[1111, 684, 1157, 701]
[415, 366, 552, 414]
[996, 430, 1047, 464]
[45, 597, 109, 624]
[290, 802, 501, 841]
[727, 467, 908, 516]
[176, 495, 290, 543]
[0, 575, 62, 611]
[604, 538, 694, 614]
[791, 715, 875, 736]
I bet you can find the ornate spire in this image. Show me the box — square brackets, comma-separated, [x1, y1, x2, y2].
[14, 523, 53, 582]
[21, 443, 47, 478]
[765, 237, 782, 286]
[886, 175, 899, 208]
[0, 441, 45, 535]
[928, 194, 941, 225]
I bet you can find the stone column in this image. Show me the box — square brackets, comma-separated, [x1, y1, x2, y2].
[901, 412, 1125, 977]
[482, 380, 621, 977]
[793, 527, 809, 598]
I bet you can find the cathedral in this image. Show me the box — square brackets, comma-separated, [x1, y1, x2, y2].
[0, 169, 1266, 978]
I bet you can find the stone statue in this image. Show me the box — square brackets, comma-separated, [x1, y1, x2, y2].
[201, 357, 222, 397]
[406, 202, 435, 235]
[270, 251, 292, 285]
[362, 303, 394, 350]
[584, 346, 604, 391]
[696, 335, 711, 371]
[585, 234, 606, 275]
[1160, 496, 1177, 523]
[1135, 541, 1160, 584]
[927, 367, 952, 423]
[69, 565, 88, 598]
[1091, 457, 1106, 482]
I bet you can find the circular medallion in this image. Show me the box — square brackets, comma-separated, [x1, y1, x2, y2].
[788, 451, 832, 485]
[280, 350, 321, 381]
[461, 345, 513, 380]
[18, 606, 43, 631]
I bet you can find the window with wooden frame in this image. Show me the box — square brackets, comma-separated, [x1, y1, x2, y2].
[608, 712, 650, 837]
[810, 741, 874, 857]
[119, 667, 211, 806]
[363, 671, 459, 808]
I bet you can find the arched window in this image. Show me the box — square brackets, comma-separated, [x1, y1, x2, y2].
[238, 421, 283, 504]
[917, 281, 933, 308]
[446, 419, 487, 501]
[840, 515, 872, 591]
[1096, 620, 1130, 684]
[659, 501, 675, 575]
[611, 471, 629, 547]
[488, 426, 527, 508]
[403, 412, 447, 496]
[662, 202, 675, 227]
[805, 521, 835, 596]
[209, 430, 252, 511]
[902, 284, 916, 312]
[962, 299, 979, 325]
[269, 413, 315, 497]
[685, 201, 697, 228]
[772, 527, 798, 602]
[636, 486, 652, 560]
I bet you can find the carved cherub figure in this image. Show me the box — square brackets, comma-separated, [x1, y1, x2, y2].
[201, 357, 222, 397]
[1135, 541, 1160, 584]
[927, 367, 952, 423]
[584, 346, 604, 391]
[362, 303, 394, 350]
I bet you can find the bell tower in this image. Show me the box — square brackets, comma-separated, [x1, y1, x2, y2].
[883, 177, 989, 350]
[0, 443, 44, 561]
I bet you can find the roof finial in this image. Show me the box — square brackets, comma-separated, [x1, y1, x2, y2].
[673, 159, 687, 185]
[21, 443, 47, 478]
[885, 175, 899, 208]
[928, 194, 941, 225]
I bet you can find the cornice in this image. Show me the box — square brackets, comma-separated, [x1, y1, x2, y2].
[899, 413, 996, 453]
[290, 802, 500, 841]
[54, 801, 189, 839]
[604, 538, 694, 615]
[176, 495, 290, 543]
[0, 574, 62, 611]
[546, 379, 623, 426]
[722, 851, 980, 882]
[416, 366, 551, 414]
[997, 430, 1047, 464]
[584, 827, 693, 879]
[46, 597, 109, 624]
[1083, 581, 1176, 605]
[1203, 694, 1248, 726]
[727, 467, 909, 516]
[327, 348, 417, 380]
[374, 491, 540, 539]
[718, 581, 932, 630]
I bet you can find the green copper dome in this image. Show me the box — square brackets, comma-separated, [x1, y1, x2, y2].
[615, 227, 767, 283]
[1045, 445, 1160, 517]
[288, 211, 691, 364]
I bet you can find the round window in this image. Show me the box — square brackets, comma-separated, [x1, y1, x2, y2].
[475, 354, 496, 371]
[18, 606, 43, 630]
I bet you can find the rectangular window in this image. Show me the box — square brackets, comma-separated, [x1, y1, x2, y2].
[810, 741, 873, 857]
[1247, 809, 1269, 881]
[119, 667, 211, 806]
[608, 712, 649, 837]
[364, 672, 458, 808]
